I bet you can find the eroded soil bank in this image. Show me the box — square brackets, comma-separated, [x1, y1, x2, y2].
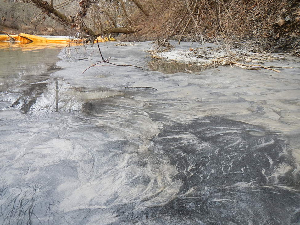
[1, 42, 300, 224]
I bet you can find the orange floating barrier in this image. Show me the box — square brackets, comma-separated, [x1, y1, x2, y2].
[0, 33, 115, 50]
[0, 33, 69, 44]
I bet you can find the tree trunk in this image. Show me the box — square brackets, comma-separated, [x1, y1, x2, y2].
[118, 0, 133, 24]
[129, 0, 149, 16]
[28, 0, 97, 36]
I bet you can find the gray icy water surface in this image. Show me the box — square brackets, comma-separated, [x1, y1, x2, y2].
[1, 42, 300, 224]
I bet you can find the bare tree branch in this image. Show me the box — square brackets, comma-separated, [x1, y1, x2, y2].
[129, 0, 149, 16]
[26, 0, 97, 36]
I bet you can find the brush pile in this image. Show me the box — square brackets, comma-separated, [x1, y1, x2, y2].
[128, 0, 300, 55]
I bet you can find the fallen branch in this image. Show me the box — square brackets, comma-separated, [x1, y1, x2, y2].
[124, 86, 157, 91]
[25, 0, 97, 37]
[231, 62, 281, 72]
[82, 41, 142, 73]
[129, 0, 149, 16]
[103, 27, 135, 34]
[0, 30, 16, 42]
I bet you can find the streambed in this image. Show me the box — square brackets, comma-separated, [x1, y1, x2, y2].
[0, 41, 300, 224]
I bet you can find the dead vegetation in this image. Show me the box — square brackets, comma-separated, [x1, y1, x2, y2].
[149, 42, 290, 74]
[127, 0, 300, 55]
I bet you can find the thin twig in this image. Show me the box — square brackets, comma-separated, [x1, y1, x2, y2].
[96, 40, 109, 63]
[82, 41, 143, 74]
[0, 30, 15, 42]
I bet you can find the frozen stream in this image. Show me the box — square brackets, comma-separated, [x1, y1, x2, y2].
[1, 42, 300, 224]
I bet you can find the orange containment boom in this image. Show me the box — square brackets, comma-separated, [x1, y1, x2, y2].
[0, 33, 115, 45]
